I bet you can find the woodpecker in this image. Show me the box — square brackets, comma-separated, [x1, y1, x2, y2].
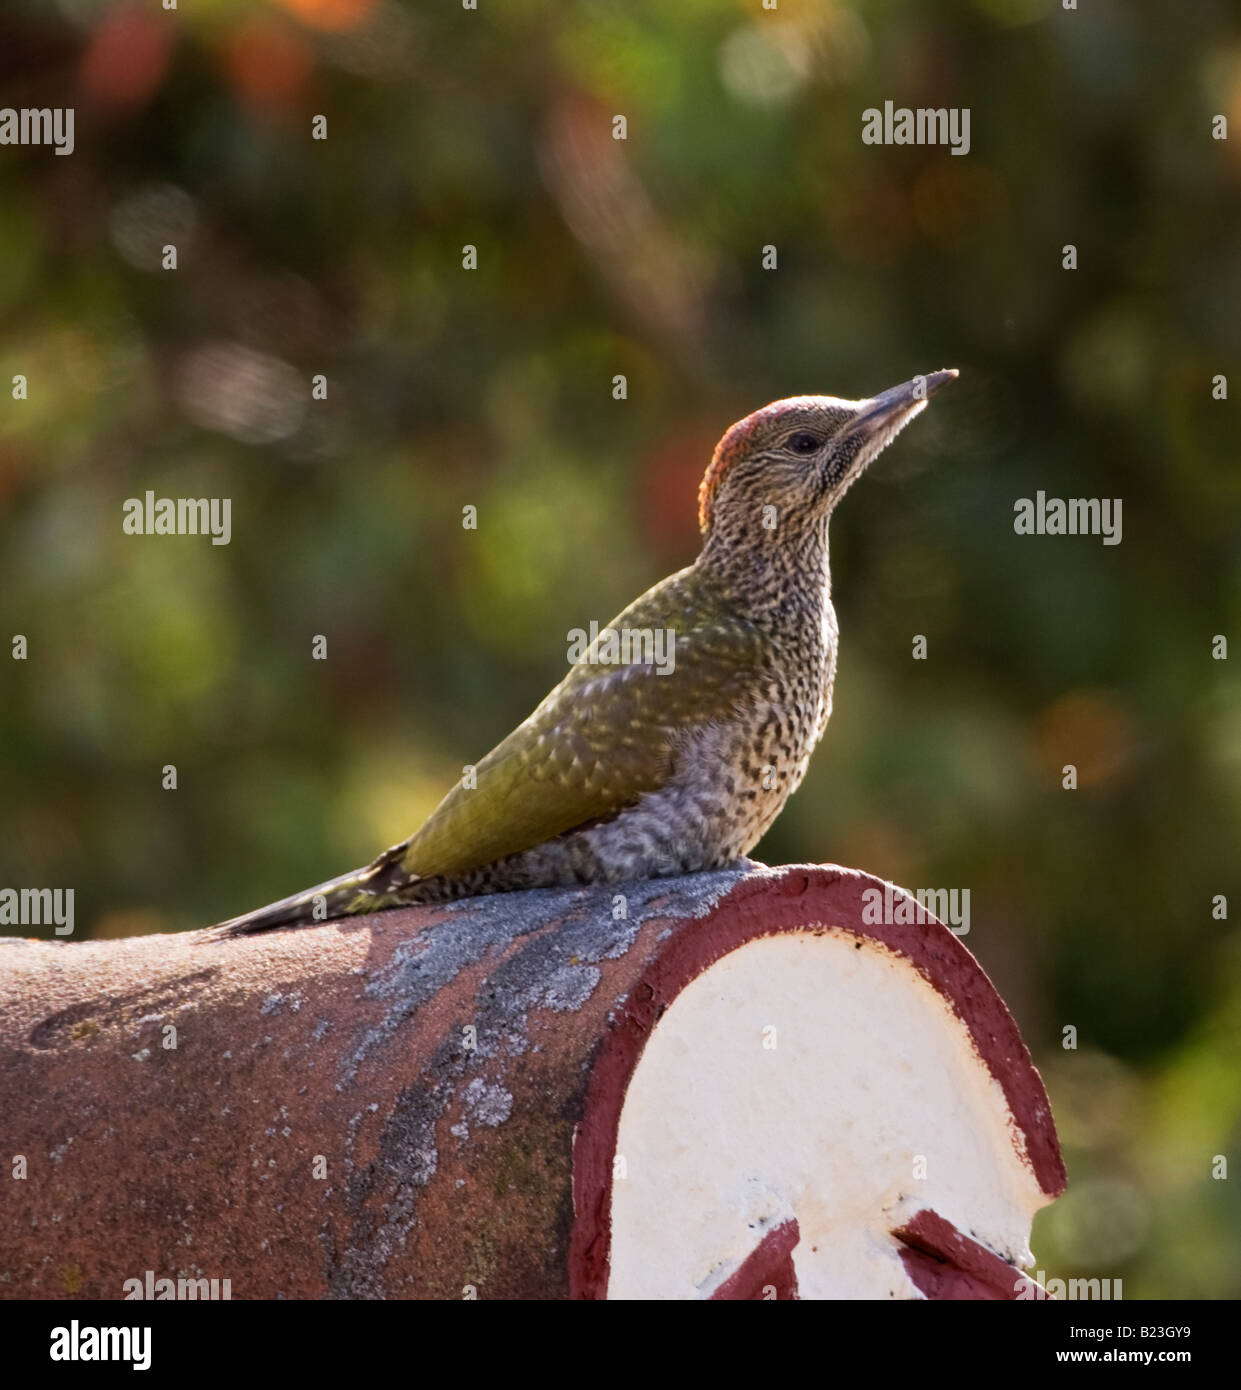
[216, 370, 956, 934]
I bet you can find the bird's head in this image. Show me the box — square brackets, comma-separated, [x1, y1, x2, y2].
[697, 370, 958, 538]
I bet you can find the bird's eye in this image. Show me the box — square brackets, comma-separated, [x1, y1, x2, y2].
[788, 432, 822, 454]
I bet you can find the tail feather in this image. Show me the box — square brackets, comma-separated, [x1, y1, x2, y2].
[210, 844, 414, 937]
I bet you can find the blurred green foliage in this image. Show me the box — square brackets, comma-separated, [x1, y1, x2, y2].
[2, 0, 1239, 1297]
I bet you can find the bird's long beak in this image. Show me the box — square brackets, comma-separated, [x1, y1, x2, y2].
[834, 368, 958, 477]
[854, 368, 958, 433]
[822, 368, 958, 503]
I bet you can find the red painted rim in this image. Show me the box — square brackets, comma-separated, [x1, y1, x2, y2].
[569, 865, 1066, 1299]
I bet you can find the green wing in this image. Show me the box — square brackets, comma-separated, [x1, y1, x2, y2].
[399, 568, 765, 879]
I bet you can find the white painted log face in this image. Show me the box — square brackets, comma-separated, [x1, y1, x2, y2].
[608, 929, 1051, 1299]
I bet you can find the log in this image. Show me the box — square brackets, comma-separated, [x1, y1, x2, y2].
[0, 864, 1065, 1300]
